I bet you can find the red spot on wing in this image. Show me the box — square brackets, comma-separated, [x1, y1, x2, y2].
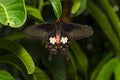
[56, 34, 60, 44]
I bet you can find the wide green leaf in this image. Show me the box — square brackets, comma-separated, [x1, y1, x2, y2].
[70, 41, 88, 76]
[33, 67, 50, 80]
[0, 70, 15, 80]
[0, 56, 28, 77]
[114, 58, 120, 80]
[98, 0, 120, 39]
[26, 5, 44, 22]
[49, 0, 62, 19]
[0, 38, 35, 74]
[6, 32, 26, 41]
[42, 53, 66, 80]
[71, 0, 87, 16]
[87, 1, 120, 52]
[91, 52, 114, 80]
[0, 0, 26, 28]
[67, 51, 79, 80]
[96, 58, 117, 80]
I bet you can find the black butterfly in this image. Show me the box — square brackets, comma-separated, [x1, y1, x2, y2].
[24, 20, 94, 60]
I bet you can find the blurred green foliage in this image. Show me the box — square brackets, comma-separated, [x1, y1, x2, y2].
[0, 0, 120, 80]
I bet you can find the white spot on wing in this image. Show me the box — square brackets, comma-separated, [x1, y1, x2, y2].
[61, 37, 68, 44]
[49, 37, 56, 44]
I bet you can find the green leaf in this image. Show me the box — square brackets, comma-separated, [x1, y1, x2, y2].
[0, 70, 15, 80]
[67, 51, 79, 80]
[42, 53, 66, 80]
[91, 52, 114, 80]
[26, 5, 44, 22]
[0, 38, 35, 74]
[70, 41, 88, 76]
[98, 0, 120, 39]
[87, 1, 120, 52]
[49, 0, 62, 19]
[114, 58, 120, 80]
[33, 67, 50, 80]
[71, 0, 87, 16]
[0, 56, 28, 77]
[96, 58, 117, 80]
[5, 32, 26, 41]
[0, 0, 26, 28]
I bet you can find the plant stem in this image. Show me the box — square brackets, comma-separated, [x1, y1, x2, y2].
[38, 0, 44, 12]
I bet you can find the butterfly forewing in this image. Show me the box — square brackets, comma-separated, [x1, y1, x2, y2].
[24, 23, 93, 40]
[61, 23, 93, 40]
[24, 23, 55, 39]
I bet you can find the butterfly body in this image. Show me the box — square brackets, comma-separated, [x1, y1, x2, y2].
[24, 20, 93, 60]
[46, 22, 70, 58]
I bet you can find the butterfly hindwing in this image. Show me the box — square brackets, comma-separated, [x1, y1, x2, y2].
[61, 23, 93, 40]
[24, 23, 55, 39]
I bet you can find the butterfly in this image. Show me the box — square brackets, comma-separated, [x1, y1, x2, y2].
[24, 19, 94, 60]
